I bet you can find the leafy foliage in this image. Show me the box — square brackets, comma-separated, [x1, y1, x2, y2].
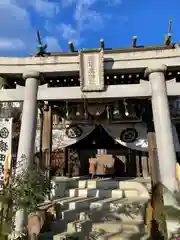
[0, 168, 50, 215]
[0, 167, 51, 238]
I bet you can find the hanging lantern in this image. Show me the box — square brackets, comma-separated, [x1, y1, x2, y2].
[64, 102, 75, 120]
[87, 103, 105, 116]
[83, 101, 88, 120]
[123, 99, 129, 117]
[65, 101, 70, 119]
[123, 99, 137, 118]
[75, 104, 84, 119]
[76, 106, 81, 116]
[52, 114, 59, 125]
[113, 101, 122, 120]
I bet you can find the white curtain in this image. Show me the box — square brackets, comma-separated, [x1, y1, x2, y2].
[103, 123, 180, 152]
[36, 124, 95, 151]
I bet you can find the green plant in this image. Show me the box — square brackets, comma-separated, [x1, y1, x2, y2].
[0, 167, 51, 238]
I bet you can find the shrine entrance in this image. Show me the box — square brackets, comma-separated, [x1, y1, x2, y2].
[71, 124, 132, 177]
[50, 124, 149, 178]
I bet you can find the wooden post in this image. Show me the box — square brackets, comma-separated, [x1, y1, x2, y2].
[135, 152, 141, 177]
[141, 152, 149, 178]
[129, 149, 137, 177]
[147, 132, 167, 238]
[148, 132, 160, 184]
[143, 99, 167, 238]
[42, 103, 52, 180]
[146, 132, 157, 234]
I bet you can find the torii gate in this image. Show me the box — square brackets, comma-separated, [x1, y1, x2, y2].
[1, 47, 180, 236]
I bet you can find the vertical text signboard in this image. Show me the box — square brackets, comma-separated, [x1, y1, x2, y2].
[0, 118, 12, 182]
[79, 49, 104, 92]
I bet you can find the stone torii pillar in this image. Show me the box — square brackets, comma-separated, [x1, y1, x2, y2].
[16, 71, 40, 172]
[14, 71, 40, 235]
[146, 64, 177, 192]
[145, 64, 178, 237]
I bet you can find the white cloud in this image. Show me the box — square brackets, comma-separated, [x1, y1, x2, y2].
[28, 0, 60, 18]
[44, 36, 61, 52]
[0, 0, 61, 55]
[45, 0, 124, 48]
[74, 0, 102, 29]
[76, 9, 104, 31]
[0, 0, 36, 55]
[108, 0, 123, 5]
[59, 0, 104, 45]
[0, 38, 25, 50]
[61, 0, 76, 8]
[58, 24, 81, 46]
[0, 0, 125, 55]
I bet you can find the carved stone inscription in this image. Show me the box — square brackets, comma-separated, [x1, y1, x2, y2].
[79, 49, 104, 92]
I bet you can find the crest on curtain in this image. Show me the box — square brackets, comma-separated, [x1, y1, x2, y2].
[103, 123, 180, 152]
[65, 125, 83, 139]
[120, 128, 138, 143]
[35, 124, 95, 151]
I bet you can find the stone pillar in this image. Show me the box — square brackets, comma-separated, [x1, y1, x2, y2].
[146, 64, 177, 192]
[14, 71, 40, 235]
[146, 65, 178, 237]
[16, 71, 40, 173]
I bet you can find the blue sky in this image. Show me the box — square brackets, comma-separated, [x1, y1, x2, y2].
[0, 0, 180, 56]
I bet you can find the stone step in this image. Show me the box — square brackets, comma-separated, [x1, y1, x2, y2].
[90, 197, 125, 210]
[68, 179, 144, 189]
[50, 216, 145, 236]
[95, 232, 150, 240]
[61, 197, 126, 221]
[53, 231, 83, 240]
[60, 195, 146, 214]
[60, 197, 147, 222]
[89, 196, 147, 210]
[62, 208, 81, 222]
[40, 231, 53, 240]
[68, 196, 104, 210]
[66, 188, 140, 198]
[67, 220, 145, 234]
[79, 210, 144, 223]
[67, 220, 92, 233]
[50, 219, 67, 235]
[52, 178, 150, 199]
[53, 230, 149, 240]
